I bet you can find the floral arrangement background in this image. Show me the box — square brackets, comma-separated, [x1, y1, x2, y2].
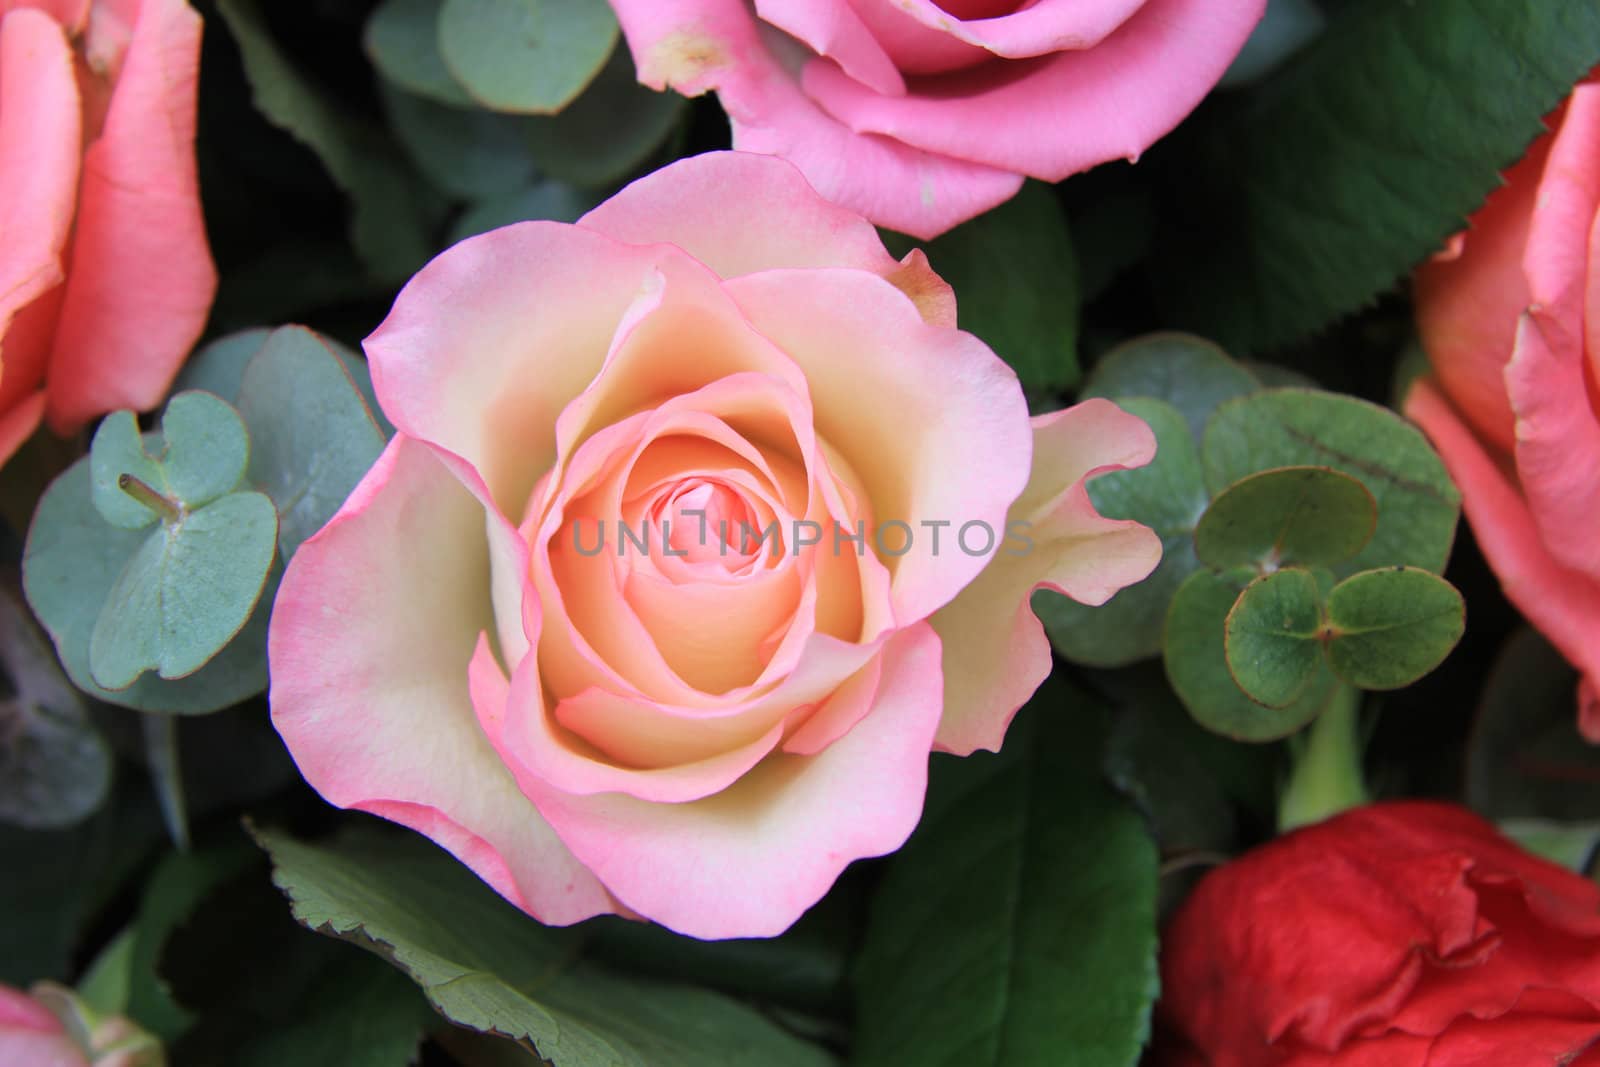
[2, 1, 1600, 1065]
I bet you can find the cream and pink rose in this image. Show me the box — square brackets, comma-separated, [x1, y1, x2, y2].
[0, 984, 158, 1067]
[0, 0, 214, 464]
[1407, 73, 1600, 741]
[268, 151, 1161, 938]
[604, 0, 1267, 238]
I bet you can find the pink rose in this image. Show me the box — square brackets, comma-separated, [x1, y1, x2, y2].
[1406, 73, 1600, 740]
[268, 151, 1160, 938]
[605, 0, 1266, 238]
[0, 984, 157, 1067]
[0, 0, 215, 464]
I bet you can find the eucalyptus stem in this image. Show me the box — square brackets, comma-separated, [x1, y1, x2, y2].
[118, 474, 181, 523]
[1278, 683, 1369, 832]
[142, 711, 190, 851]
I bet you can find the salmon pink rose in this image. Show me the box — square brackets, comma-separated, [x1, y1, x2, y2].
[268, 151, 1161, 938]
[0, 0, 215, 464]
[1407, 74, 1600, 741]
[604, 0, 1266, 238]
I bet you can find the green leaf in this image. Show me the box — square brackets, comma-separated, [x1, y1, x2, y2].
[254, 823, 833, 1066]
[1164, 568, 1336, 741]
[890, 182, 1078, 393]
[451, 180, 595, 243]
[173, 329, 273, 403]
[852, 685, 1158, 1067]
[78, 927, 137, 1018]
[91, 393, 252, 533]
[88, 491, 278, 690]
[1195, 466, 1377, 570]
[1036, 398, 1206, 665]
[1497, 818, 1600, 875]
[523, 45, 686, 187]
[237, 326, 387, 558]
[1467, 627, 1600, 820]
[1201, 389, 1460, 575]
[217, 0, 440, 281]
[1151, 1, 1600, 351]
[365, 0, 474, 106]
[0, 586, 109, 830]
[1082, 332, 1259, 440]
[27, 458, 273, 714]
[438, 0, 619, 115]
[1223, 567, 1325, 709]
[90, 414, 167, 530]
[380, 80, 538, 200]
[1323, 567, 1465, 690]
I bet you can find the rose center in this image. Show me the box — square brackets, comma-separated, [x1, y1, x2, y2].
[655, 479, 763, 569]
[933, 0, 1025, 19]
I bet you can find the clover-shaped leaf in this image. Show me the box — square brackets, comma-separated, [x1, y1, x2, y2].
[1323, 567, 1465, 690]
[1195, 466, 1376, 571]
[80, 392, 279, 692]
[1223, 567, 1326, 709]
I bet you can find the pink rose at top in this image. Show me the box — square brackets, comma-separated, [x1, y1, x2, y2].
[0, 0, 215, 464]
[603, 0, 1267, 238]
[268, 151, 1161, 938]
[1406, 73, 1600, 740]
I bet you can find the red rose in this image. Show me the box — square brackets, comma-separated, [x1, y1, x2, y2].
[1157, 802, 1600, 1066]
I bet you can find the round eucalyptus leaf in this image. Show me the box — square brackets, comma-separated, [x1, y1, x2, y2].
[1082, 333, 1260, 440]
[1223, 567, 1326, 709]
[1195, 465, 1377, 570]
[437, 0, 618, 115]
[365, 0, 474, 106]
[1165, 568, 1335, 742]
[1324, 567, 1465, 690]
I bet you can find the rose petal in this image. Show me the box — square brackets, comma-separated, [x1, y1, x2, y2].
[43, 0, 215, 431]
[754, 0, 904, 95]
[725, 267, 1032, 623]
[1506, 311, 1600, 579]
[0, 8, 78, 412]
[879, 0, 1149, 58]
[269, 436, 613, 925]
[526, 623, 943, 938]
[802, 0, 1266, 181]
[607, 1, 1023, 238]
[1407, 380, 1600, 749]
[928, 399, 1160, 754]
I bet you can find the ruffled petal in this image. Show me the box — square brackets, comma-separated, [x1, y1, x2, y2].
[523, 623, 942, 938]
[268, 435, 613, 925]
[0, 8, 78, 413]
[929, 399, 1160, 754]
[608, 0, 1023, 238]
[724, 267, 1032, 623]
[754, 0, 904, 95]
[43, 0, 215, 431]
[802, 0, 1265, 181]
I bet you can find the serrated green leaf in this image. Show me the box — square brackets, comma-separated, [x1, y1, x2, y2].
[1152, 2, 1600, 351]
[26, 459, 273, 714]
[1223, 568, 1325, 709]
[1037, 398, 1206, 665]
[1201, 389, 1460, 575]
[1082, 332, 1260, 440]
[365, 0, 474, 106]
[1323, 567, 1464, 690]
[254, 823, 833, 1066]
[852, 685, 1158, 1067]
[889, 181, 1078, 393]
[438, 0, 618, 114]
[1196, 466, 1377, 570]
[88, 491, 278, 690]
[380, 80, 537, 200]
[237, 327, 387, 558]
[1165, 568, 1335, 742]
[217, 0, 440, 281]
[523, 44, 686, 187]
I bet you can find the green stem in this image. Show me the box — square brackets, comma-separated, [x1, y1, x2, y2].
[1278, 683, 1369, 832]
[118, 474, 181, 523]
[142, 712, 190, 851]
